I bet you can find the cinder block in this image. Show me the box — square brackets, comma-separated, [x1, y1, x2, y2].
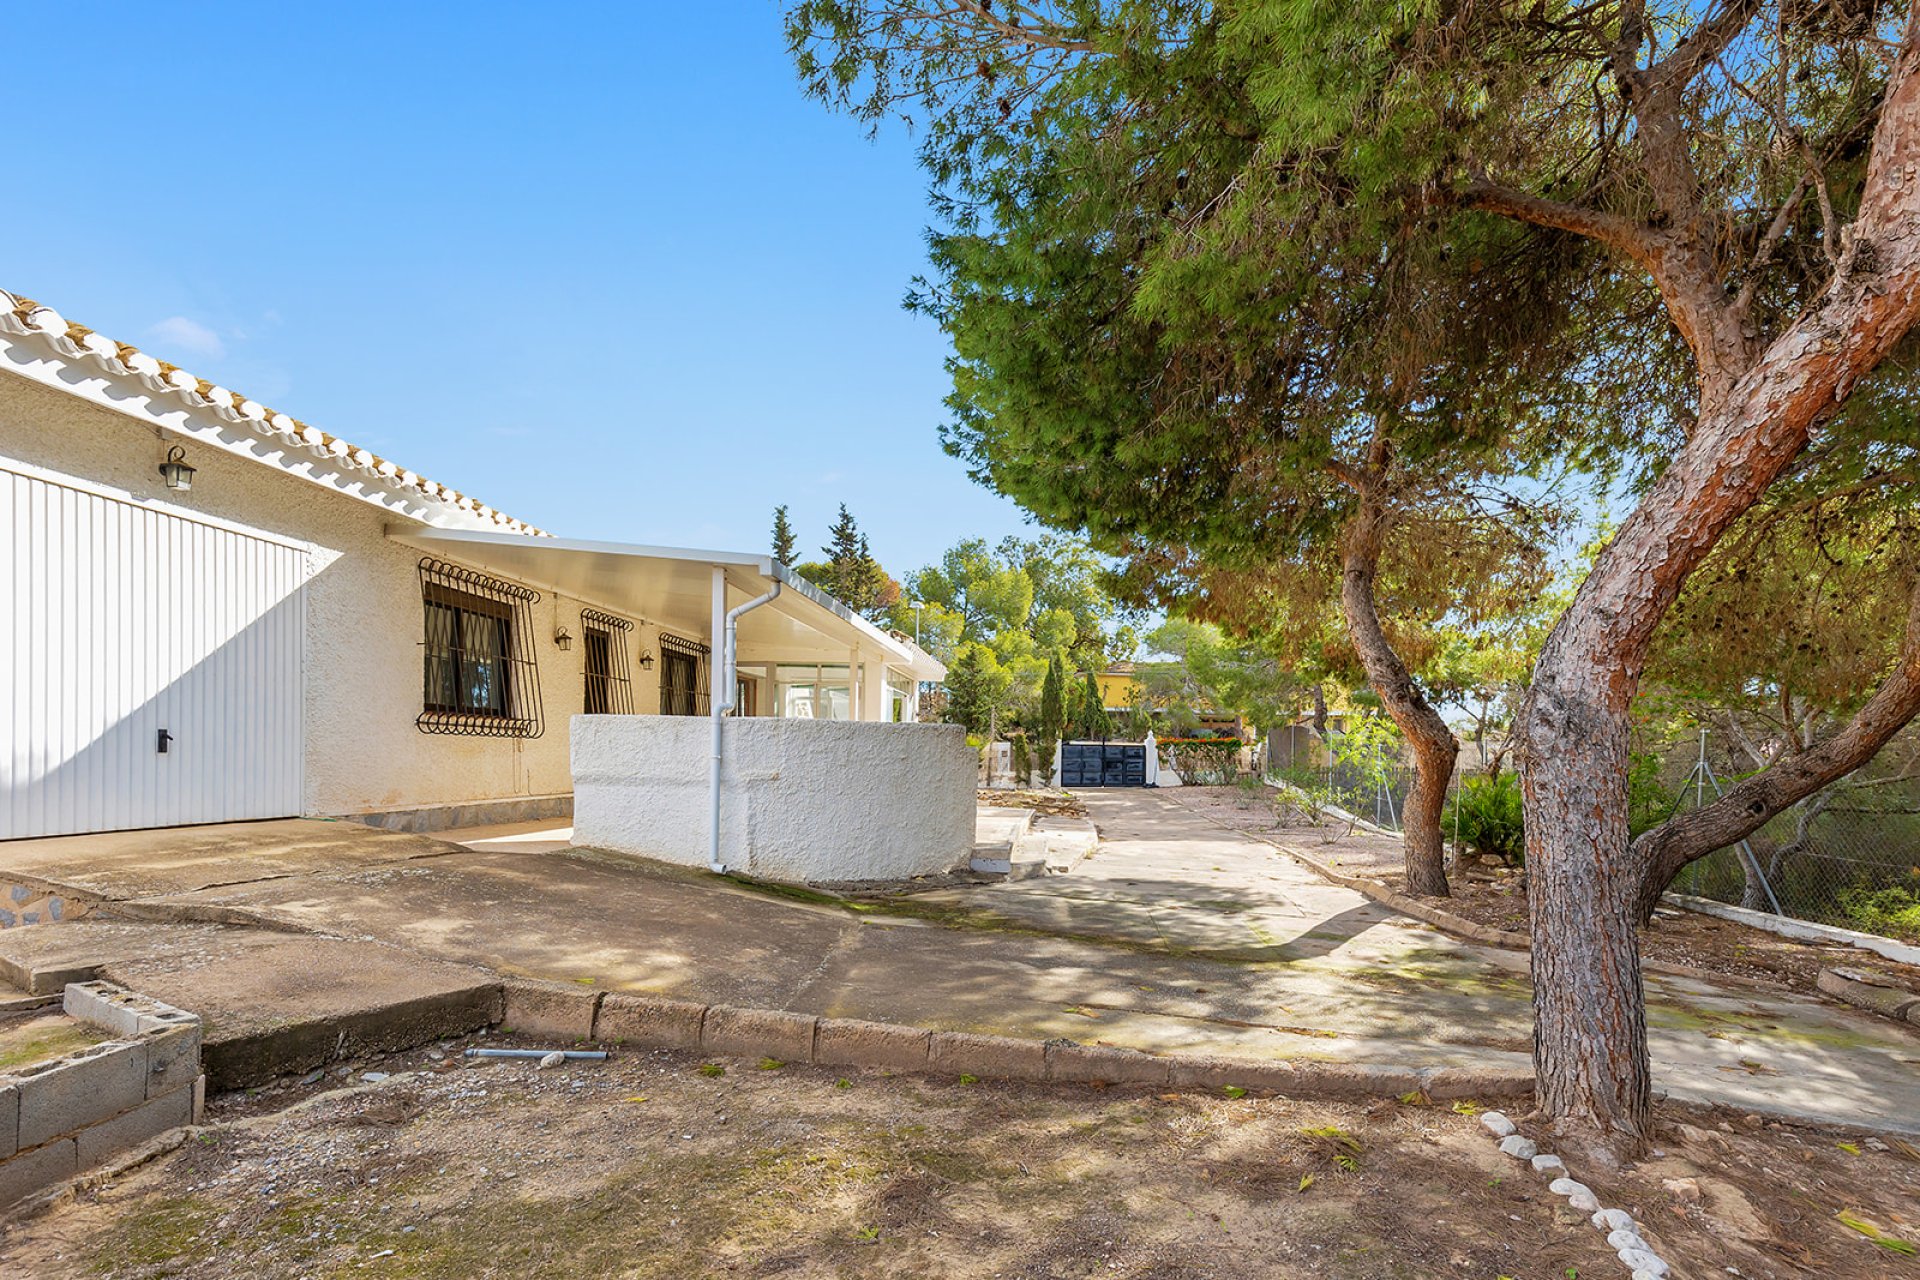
[144, 1024, 202, 1100]
[814, 1019, 930, 1073]
[0, 1136, 77, 1208]
[0, 1080, 17, 1160]
[15, 1041, 147, 1150]
[76, 1084, 194, 1171]
[700, 1006, 817, 1064]
[594, 994, 706, 1049]
[63, 981, 144, 1037]
[1045, 1041, 1169, 1086]
[500, 979, 603, 1041]
[927, 1032, 1047, 1081]
[64, 981, 200, 1040]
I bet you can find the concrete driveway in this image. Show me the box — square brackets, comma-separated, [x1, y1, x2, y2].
[2, 794, 1916, 1133]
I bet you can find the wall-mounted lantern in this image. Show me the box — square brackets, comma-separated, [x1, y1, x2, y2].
[553, 626, 573, 651]
[158, 445, 196, 491]
[638, 649, 655, 670]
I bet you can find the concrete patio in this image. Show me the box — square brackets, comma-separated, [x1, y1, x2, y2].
[1, 791, 1915, 1132]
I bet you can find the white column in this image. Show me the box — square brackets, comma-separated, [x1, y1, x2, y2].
[848, 645, 862, 721]
[711, 566, 728, 714]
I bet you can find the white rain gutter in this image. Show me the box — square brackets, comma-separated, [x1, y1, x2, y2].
[709, 576, 782, 873]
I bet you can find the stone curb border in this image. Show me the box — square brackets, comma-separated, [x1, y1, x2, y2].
[498, 978, 1537, 1102]
[1817, 966, 1920, 1027]
[1478, 1109, 1674, 1279]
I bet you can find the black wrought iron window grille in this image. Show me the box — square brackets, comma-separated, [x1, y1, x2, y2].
[417, 558, 544, 738]
[581, 609, 635, 715]
[658, 632, 710, 717]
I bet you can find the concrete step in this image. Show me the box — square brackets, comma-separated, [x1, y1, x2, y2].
[0, 921, 503, 1089]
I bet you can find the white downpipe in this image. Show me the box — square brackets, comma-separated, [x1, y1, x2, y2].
[708, 577, 782, 873]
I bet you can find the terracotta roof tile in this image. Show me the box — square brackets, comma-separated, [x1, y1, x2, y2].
[1, 289, 546, 536]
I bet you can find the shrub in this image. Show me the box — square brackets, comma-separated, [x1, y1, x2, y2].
[1158, 737, 1242, 785]
[1443, 773, 1527, 866]
[1838, 885, 1920, 942]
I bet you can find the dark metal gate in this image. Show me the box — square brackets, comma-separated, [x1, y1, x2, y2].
[1060, 741, 1147, 788]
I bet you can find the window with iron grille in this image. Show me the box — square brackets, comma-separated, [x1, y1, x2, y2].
[658, 632, 710, 716]
[581, 609, 635, 714]
[417, 558, 544, 738]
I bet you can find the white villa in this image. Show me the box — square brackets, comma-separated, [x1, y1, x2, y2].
[0, 289, 963, 876]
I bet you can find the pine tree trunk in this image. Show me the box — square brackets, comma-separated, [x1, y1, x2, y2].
[1339, 496, 1455, 898]
[1518, 675, 1651, 1152]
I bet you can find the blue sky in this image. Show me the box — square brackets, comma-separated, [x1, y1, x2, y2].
[9, 3, 1036, 572]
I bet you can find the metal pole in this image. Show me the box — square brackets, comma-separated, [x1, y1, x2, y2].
[1701, 753, 1787, 916]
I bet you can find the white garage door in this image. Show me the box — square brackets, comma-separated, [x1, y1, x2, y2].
[1, 462, 307, 839]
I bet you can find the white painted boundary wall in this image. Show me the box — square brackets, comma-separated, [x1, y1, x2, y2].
[1667, 892, 1920, 967]
[572, 716, 977, 882]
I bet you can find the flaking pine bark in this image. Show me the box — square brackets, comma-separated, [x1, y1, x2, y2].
[1520, 25, 1920, 1154]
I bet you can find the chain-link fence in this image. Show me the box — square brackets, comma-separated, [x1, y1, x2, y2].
[1659, 729, 1920, 941]
[1265, 723, 1419, 831]
[1262, 718, 1920, 944]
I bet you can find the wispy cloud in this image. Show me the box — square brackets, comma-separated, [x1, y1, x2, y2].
[145, 316, 226, 361]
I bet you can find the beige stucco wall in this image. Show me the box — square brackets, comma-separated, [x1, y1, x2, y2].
[0, 371, 673, 817]
[572, 715, 976, 882]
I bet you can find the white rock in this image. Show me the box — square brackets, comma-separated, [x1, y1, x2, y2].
[1498, 1135, 1538, 1160]
[1480, 1112, 1517, 1138]
[1592, 1208, 1636, 1233]
[1608, 1228, 1648, 1251]
[537, 1051, 566, 1070]
[1531, 1153, 1567, 1175]
[1549, 1178, 1591, 1199]
[1619, 1247, 1668, 1277]
[1568, 1190, 1600, 1213]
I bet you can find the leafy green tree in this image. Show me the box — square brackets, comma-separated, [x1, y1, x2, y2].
[942, 642, 1010, 736]
[1143, 619, 1307, 741]
[1072, 671, 1113, 740]
[789, 0, 1920, 1152]
[771, 505, 797, 566]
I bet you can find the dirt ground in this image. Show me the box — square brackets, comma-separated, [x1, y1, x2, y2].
[4, 1032, 1918, 1280]
[979, 788, 1090, 819]
[1170, 786, 1920, 1001]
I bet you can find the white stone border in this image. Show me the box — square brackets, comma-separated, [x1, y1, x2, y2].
[1667, 893, 1920, 967]
[1479, 1110, 1674, 1280]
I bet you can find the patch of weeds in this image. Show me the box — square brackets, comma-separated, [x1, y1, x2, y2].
[698, 1063, 726, 1077]
[1398, 1089, 1431, 1106]
[958, 1074, 979, 1085]
[1839, 1210, 1917, 1255]
[853, 1225, 882, 1242]
[836, 1078, 853, 1089]
[87, 1195, 220, 1269]
[758, 1058, 786, 1071]
[1222, 1086, 1247, 1099]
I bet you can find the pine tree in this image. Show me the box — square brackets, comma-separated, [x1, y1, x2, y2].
[771, 505, 796, 565]
[1039, 655, 1066, 743]
[943, 646, 989, 735]
[822, 504, 864, 604]
[1077, 671, 1113, 740]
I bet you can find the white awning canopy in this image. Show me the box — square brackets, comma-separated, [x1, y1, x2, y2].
[386, 525, 945, 682]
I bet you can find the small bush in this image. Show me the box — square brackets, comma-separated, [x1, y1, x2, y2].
[1444, 773, 1526, 865]
[1839, 885, 1920, 942]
